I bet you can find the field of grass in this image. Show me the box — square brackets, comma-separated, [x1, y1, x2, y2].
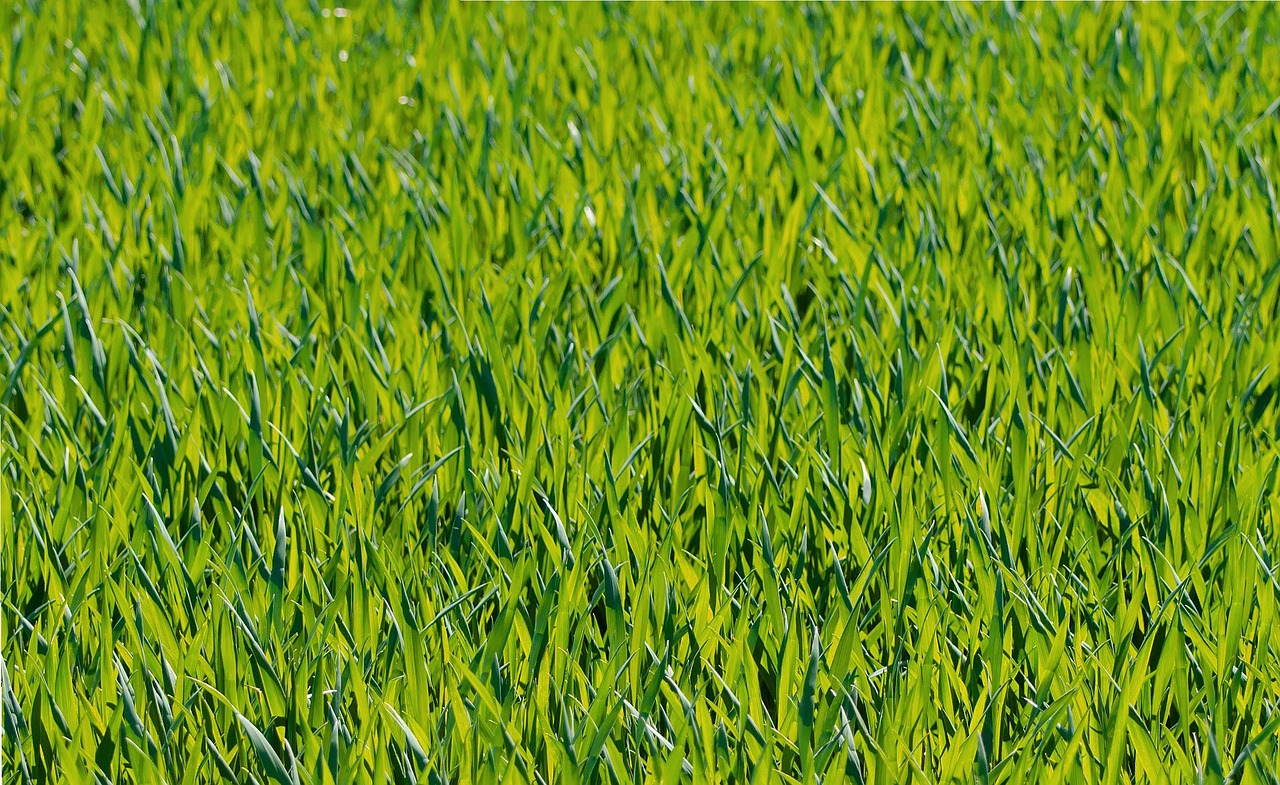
[4, 1, 1280, 783]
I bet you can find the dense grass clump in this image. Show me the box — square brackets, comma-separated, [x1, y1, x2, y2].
[4, 2, 1280, 782]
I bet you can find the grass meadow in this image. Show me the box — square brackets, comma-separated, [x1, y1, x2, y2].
[3, 2, 1280, 783]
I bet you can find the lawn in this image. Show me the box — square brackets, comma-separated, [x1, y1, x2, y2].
[3, 2, 1280, 783]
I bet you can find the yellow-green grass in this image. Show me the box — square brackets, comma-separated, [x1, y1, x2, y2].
[3, 2, 1280, 783]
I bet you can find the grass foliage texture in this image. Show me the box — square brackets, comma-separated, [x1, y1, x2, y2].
[4, 2, 1280, 783]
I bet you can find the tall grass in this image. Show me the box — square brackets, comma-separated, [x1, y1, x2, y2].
[3, 2, 1280, 782]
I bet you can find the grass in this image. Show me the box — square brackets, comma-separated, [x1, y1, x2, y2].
[3, 1, 1280, 782]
